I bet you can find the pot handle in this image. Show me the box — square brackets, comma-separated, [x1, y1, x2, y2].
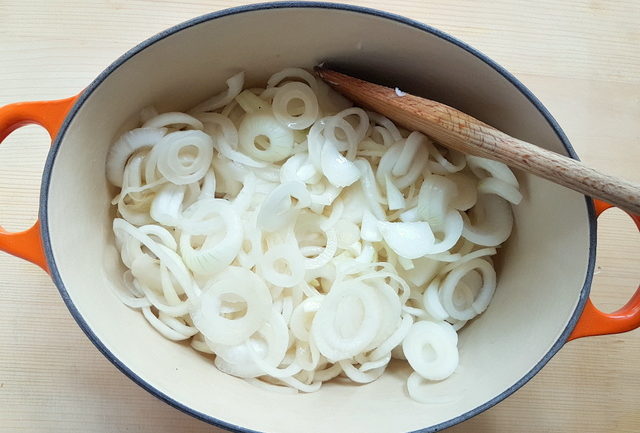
[0, 96, 78, 272]
[568, 199, 640, 340]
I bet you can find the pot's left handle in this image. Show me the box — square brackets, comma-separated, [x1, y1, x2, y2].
[0, 96, 79, 272]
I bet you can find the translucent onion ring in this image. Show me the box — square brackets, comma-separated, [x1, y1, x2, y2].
[439, 258, 497, 320]
[403, 320, 459, 381]
[191, 266, 272, 346]
[273, 82, 319, 130]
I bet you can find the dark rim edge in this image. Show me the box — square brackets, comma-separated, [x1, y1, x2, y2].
[39, 2, 597, 433]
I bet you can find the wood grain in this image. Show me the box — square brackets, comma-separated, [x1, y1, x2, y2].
[315, 67, 640, 214]
[1, 1, 639, 432]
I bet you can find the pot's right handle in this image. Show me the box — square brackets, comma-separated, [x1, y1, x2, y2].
[0, 96, 78, 272]
[568, 199, 640, 341]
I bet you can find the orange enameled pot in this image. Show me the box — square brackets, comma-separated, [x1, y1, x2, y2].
[0, 3, 638, 433]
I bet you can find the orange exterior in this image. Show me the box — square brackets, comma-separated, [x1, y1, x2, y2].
[0, 96, 637, 339]
[568, 199, 640, 340]
[0, 96, 78, 272]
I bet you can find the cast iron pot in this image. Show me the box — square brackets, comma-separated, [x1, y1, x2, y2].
[1, 3, 638, 433]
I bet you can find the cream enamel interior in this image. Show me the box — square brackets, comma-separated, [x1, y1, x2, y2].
[45, 7, 591, 433]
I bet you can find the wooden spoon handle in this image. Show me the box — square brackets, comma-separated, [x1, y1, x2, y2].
[315, 67, 640, 215]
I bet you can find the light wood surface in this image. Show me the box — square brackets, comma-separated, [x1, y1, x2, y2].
[316, 67, 640, 215]
[0, 1, 638, 432]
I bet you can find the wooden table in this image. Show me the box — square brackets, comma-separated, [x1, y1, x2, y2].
[1, 1, 638, 432]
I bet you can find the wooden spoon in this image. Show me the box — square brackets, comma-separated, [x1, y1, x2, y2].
[315, 67, 640, 215]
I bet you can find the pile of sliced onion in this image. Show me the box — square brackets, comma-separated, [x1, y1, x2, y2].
[107, 67, 521, 402]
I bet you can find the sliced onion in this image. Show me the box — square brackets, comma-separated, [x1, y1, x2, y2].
[324, 107, 368, 151]
[191, 266, 271, 346]
[235, 89, 271, 113]
[280, 152, 307, 183]
[237, 213, 263, 269]
[401, 256, 443, 287]
[108, 68, 524, 399]
[307, 118, 325, 170]
[257, 181, 310, 232]
[403, 320, 459, 381]
[232, 172, 257, 213]
[198, 169, 216, 200]
[111, 271, 152, 309]
[361, 209, 382, 242]
[150, 183, 185, 226]
[189, 71, 245, 113]
[395, 150, 428, 189]
[248, 312, 301, 378]
[140, 281, 190, 316]
[377, 221, 435, 259]
[258, 243, 305, 288]
[441, 247, 497, 274]
[297, 223, 338, 271]
[312, 280, 382, 362]
[439, 258, 496, 320]
[462, 194, 513, 246]
[180, 200, 243, 275]
[267, 67, 317, 90]
[106, 127, 166, 187]
[385, 175, 405, 210]
[398, 255, 414, 271]
[213, 340, 265, 378]
[446, 172, 478, 211]
[200, 113, 266, 168]
[142, 307, 192, 341]
[467, 154, 519, 186]
[399, 207, 418, 222]
[339, 359, 386, 383]
[273, 82, 319, 130]
[321, 198, 345, 231]
[369, 314, 413, 360]
[354, 158, 386, 218]
[367, 111, 402, 141]
[290, 296, 323, 342]
[118, 152, 149, 202]
[423, 279, 449, 321]
[239, 112, 295, 162]
[376, 142, 402, 185]
[478, 177, 523, 204]
[142, 112, 203, 130]
[114, 218, 198, 299]
[320, 140, 360, 187]
[180, 198, 239, 235]
[364, 278, 402, 349]
[116, 197, 154, 226]
[429, 211, 464, 255]
[152, 130, 214, 185]
[426, 140, 466, 174]
[392, 132, 424, 176]
[416, 174, 457, 229]
[279, 375, 322, 392]
[198, 112, 238, 146]
[355, 242, 376, 264]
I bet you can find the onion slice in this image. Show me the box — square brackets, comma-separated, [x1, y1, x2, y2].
[377, 221, 435, 260]
[191, 266, 272, 346]
[106, 127, 166, 187]
[189, 71, 245, 113]
[403, 321, 459, 381]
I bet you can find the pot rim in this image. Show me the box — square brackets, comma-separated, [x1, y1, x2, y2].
[38, 2, 597, 432]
